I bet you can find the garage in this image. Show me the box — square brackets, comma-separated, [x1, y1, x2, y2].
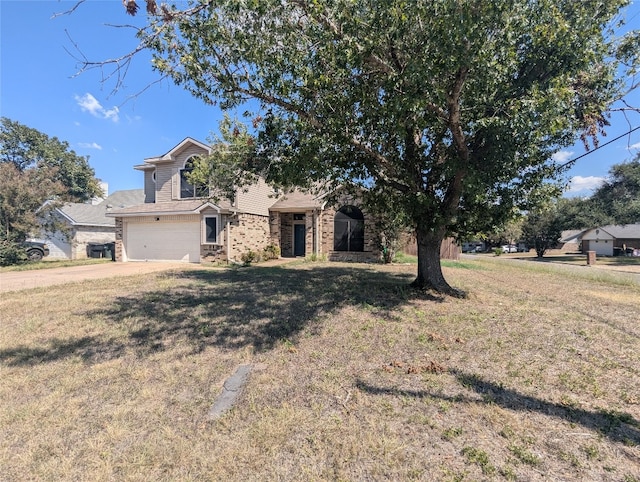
[587, 239, 614, 257]
[125, 218, 201, 262]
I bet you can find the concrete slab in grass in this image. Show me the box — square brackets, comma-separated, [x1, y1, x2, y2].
[208, 364, 253, 420]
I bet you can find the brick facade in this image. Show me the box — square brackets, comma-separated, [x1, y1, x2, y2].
[321, 205, 380, 262]
[114, 217, 124, 262]
[201, 212, 273, 263]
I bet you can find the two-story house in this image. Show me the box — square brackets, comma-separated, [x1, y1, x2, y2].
[107, 138, 381, 263]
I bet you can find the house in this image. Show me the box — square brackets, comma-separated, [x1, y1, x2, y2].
[579, 223, 640, 256]
[558, 230, 583, 253]
[44, 189, 144, 259]
[106, 138, 381, 263]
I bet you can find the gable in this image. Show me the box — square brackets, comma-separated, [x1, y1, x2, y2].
[581, 224, 640, 241]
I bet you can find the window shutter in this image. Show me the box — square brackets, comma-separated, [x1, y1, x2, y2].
[171, 168, 179, 200]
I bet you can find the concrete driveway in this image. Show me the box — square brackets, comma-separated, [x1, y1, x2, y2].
[0, 262, 197, 293]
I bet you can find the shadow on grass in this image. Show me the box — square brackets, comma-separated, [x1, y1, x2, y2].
[1, 264, 442, 366]
[356, 370, 640, 446]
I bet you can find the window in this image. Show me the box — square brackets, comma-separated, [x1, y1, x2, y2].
[334, 205, 364, 252]
[203, 216, 219, 244]
[180, 156, 209, 198]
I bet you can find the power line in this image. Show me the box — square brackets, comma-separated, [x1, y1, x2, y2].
[561, 124, 640, 168]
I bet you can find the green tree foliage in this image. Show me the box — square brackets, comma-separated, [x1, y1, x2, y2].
[120, 0, 637, 295]
[558, 155, 640, 228]
[0, 162, 65, 242]
[556, 196, 609, 230]
[0, 118, 102, 203]
[482, 217, 525, 248]
[522, 205, 564, 258]
[0, 118, 102, 248]
[590, 156, 640, 224]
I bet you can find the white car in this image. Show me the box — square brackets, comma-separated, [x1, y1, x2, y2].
[501, 244, 517, 253]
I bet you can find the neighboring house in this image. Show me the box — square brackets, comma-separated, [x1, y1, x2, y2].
[107, 138, 381, 263]
[558, 230, 582, 253]
[579, 223, 640, 256]
[44, 189, 145, 259]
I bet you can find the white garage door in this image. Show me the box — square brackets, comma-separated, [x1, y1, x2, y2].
[590, 240, 613, 257]
[126, 220, 200, 262]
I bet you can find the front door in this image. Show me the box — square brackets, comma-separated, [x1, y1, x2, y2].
[294, 224, 306, 256]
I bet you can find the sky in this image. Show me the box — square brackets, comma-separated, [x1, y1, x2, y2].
[1, 0, 639, 198]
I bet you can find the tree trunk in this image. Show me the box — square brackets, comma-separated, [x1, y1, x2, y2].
[411, 228, 465, 298]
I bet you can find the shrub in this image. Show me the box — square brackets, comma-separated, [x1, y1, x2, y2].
[262, 243, 281, 260]
[240, 249, 260, 265]
[0, 240, 27, 266]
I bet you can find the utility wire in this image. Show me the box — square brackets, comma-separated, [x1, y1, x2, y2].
[561, 124, 640, 168]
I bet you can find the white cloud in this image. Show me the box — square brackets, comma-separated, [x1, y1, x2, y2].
[78, 142, 102, 150]
[567, 175, 605, 193]
[628, 142, 640, 150]
[551, 150, 574, 163]
[75, 93, 119, 122]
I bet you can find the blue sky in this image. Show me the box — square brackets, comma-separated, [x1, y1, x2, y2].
[1, 1, 639, 198]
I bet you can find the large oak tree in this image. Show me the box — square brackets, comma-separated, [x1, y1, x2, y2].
[109, 0, 637, 295]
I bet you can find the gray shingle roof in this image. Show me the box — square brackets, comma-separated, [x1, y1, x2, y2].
[269, 190, 323, 210]
[598, 223, 640, 239]
[58, 189, 144, 226]
[102, 189, 146, 209]
[106, 199, 236, 217]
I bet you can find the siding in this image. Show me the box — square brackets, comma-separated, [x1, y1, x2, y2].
[235, 177, 277, 216]
[155, 144, 210, 202]
[143, 170, 155, 203]
[155, 163, 175, 202]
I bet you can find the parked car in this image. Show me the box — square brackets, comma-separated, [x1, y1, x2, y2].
[501, 244, 517, 253]
[22, 241, 50, 261]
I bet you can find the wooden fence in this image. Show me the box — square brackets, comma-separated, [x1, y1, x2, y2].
[400, 236, 460, 260]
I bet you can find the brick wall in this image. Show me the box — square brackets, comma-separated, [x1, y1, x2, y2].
[72, 226, 115, 259]
[228, 213, 271, 262]
[114, 217, 124, 262]
[280, 213, 294, 257]
[320, 205, 380, 261]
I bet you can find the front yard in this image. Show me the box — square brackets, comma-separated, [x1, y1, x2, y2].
[1, 259, 638, 480]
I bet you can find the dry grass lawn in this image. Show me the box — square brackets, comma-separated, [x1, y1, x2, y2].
[1, 258, 639, 481]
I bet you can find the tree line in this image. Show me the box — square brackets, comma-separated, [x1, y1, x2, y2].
[0, 117, 102, 264]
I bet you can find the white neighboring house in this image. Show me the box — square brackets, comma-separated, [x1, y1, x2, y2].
[44, 189, 145, 259]
[579, 223, 640, 256]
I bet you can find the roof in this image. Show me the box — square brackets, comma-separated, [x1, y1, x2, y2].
[269, 190, 324, 211]
[106, 199, 238, 217]
[136, 137, 211, 170]
[580, 223, 640, 240]
[57, 189, 144, 226]
[560, 230, 583, 243]
[102, 189, 146, 209]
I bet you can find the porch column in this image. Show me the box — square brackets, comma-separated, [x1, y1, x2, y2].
[305, 210, 313, 255]
[269, 212, 281, 248]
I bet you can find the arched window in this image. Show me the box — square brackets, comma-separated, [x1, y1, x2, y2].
[180, 156, 209, 198]
[334, 205, 364, 252]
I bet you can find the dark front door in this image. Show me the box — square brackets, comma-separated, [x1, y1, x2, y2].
[294, 224, 306, 256]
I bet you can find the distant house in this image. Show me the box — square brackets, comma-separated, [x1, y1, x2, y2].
[558, 230, 583, 253]
[579, 224, 640, 256]
[44, 189, 144, 259]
